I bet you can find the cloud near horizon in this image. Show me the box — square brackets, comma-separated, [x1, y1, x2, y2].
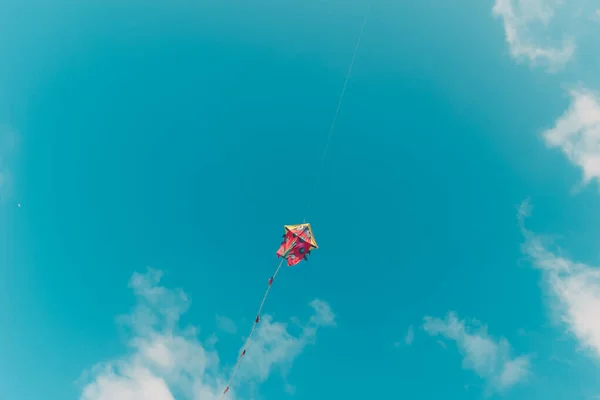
[78, 269, 336, 400]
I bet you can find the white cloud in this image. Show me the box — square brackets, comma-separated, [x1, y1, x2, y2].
[491, 2, 600, 188]
[519, 199, 600, 359]
[237, 300, 335, 383]
[542, 88, 600, 186]
[423, 312, 530, 393]
[79, 269, 335, 400]
[492, 0, 575, 69]
[215, 315, 237, 335]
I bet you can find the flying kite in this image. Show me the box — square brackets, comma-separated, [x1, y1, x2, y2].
[219, 223, 318, 399]
[218, 2, 370, 397]
[276, 223, 318, 266]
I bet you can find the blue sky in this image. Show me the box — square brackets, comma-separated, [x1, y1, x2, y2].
[2, 0, 600, 399]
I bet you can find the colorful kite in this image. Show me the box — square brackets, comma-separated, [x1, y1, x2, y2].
[219, 223, 317, 399]
[276, 223, 318, 266]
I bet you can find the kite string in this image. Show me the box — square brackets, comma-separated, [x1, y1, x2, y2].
[219, 258, 285, 399]
[303, 2, 371, 222]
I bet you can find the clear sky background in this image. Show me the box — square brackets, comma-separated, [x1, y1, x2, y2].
[2, 1, 600, 399]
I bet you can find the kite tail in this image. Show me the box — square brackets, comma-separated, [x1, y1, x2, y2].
[219, 258, 286, 399]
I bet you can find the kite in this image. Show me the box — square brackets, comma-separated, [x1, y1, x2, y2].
[219, 223, 318, 399]
[276, 223, 318, 266]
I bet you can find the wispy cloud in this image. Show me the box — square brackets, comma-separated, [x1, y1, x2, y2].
[78, 269, 335, 400]
[493, 0, 600, 363]
[237, 299, 335, 383]
[542, 88, 600, 186]
[423, 312, 530, 394]
[519, 199, 600, 359]
[492, 0, 575, 70]
[215, 315, 237, 335]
